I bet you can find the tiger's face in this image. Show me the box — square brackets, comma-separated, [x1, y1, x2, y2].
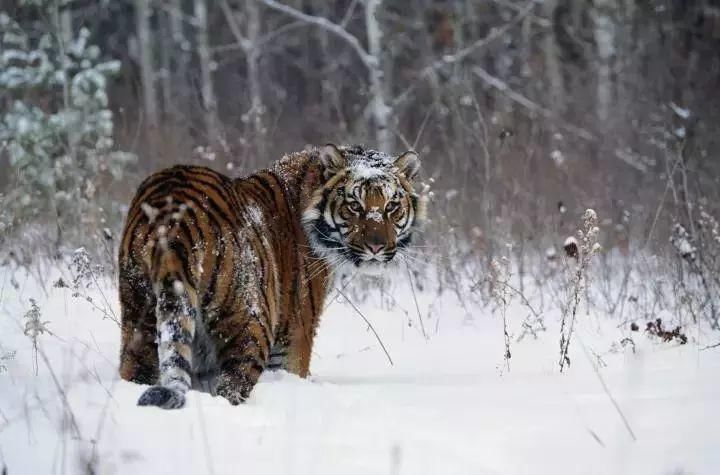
[302, 144, 426, 274]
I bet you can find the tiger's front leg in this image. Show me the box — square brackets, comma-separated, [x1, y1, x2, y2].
[213, 308, 273, 405]
[284, 324, 315, 378]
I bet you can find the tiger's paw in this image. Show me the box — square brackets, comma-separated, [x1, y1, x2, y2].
[137, 386, 186, 409]
[216, 376, 250, 406]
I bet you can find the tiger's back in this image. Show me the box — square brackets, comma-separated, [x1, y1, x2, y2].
[119, 161, 330, 407]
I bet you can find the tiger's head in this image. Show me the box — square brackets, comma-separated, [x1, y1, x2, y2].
[302, 144, 427, 274]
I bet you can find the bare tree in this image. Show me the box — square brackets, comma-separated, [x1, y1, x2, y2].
[135, 0, 158, 127]
[542, 0, 565, 113]
[195, 0, 221, 146]
[219, 0, 266, 157]
[364, 0, 392, 152]
[592, 0, 616, 123]
[259, 0, 393, 151]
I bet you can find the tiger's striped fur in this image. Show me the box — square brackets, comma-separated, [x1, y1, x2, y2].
[118, 145, 425, 408]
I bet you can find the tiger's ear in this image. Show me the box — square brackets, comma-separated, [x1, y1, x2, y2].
[394, 150, 420, 180]
[319, 144, 347, 178]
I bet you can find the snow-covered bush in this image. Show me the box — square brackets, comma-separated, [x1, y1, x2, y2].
[0, 7, 135, 249]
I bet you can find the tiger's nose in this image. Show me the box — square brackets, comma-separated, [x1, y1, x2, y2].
[368, 243, 385, 254]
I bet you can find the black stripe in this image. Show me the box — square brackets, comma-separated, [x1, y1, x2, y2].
[160, 353, 192, 375]
[397, 234, 413, 249]
[181, 170, 243, 211]
[242, 177, 277, 213]
[169, 189, 232, 311]
[219, 332, 268, 362]
[221, 355, 265, 374]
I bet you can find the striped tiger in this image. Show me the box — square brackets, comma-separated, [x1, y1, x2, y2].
[118, 144, 426, 408]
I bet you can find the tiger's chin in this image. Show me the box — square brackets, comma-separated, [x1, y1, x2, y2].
[354, 259, 395, 276]
[327, 254, 397, 277]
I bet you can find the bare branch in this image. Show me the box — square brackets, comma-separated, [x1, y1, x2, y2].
[257, 0, 375, 69]
[490, 0, 551, 28]
[218, 1, 305, 54]
[393, 1, 535, 107]
[700, 341, 720, 351]
[335, 287, 394, 366]
[471, 66, 596, 142]
[437, 1, 535, 66]
[340, 0, 360, 28]
[219, 0, 251, 52]
[577, 336, 637, 442]
[37, 347, 82, 439]
[256, 20, 306, 49]
[405, 264, 427, 340]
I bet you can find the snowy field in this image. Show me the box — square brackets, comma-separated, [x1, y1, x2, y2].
[0, 264, 719, 475]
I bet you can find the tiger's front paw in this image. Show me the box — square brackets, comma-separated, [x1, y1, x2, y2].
[216, 375, 250, 405]
[137, 386, 186, 409]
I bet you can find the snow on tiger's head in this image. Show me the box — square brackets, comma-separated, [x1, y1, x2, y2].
[302, 144, 427, 274]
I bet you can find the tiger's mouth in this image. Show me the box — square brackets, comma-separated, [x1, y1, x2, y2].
[346, 246, 397, 266]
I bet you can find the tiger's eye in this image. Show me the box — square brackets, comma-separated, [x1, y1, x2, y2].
[385, 201, 399, 213]
[348, 201, 363, 213]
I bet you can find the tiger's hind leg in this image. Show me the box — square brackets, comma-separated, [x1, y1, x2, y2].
[137, 277, 197, 409]
[119, 265, 158, 385]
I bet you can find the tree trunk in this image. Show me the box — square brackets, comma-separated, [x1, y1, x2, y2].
[246, 0, 266, 160]
[593, 0, 616, 123]
[160, 10, 172, 121]
[135, 0, 158, 127]
[195, 0, 220, 146]
[365, 0, 393, 152]
[170, 0, 189, 123]
[543, 0, 565, 113]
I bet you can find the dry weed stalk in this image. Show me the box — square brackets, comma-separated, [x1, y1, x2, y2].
[53, 247, 119, 326]
[490, 256, 512, 372]
[22, 298, 51, 375]
[558, 209, 601, 372]
[0, 345, 15, 373]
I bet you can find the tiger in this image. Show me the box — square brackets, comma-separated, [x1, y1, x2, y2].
[118, 144, 426, 408]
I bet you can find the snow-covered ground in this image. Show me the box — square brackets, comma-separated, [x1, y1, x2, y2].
[0, 265, 718, 475]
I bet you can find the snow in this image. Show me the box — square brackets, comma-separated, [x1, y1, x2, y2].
[351, 160, 389, 180]
[366, 207, 383, 223]
[245, 205, 264, 226]
[670, 224, 697, 262]
[0, 266, 719, 474]
[140, 202, 159, 223]
[669, 102, 691, 120]
[551, 149, 565, 166]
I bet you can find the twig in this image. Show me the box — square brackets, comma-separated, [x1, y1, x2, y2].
[37, 347, 82, 439]
[405, 264, 428, 340]
[334, 287, 393, 366]
[88, 272, 119, 325]
[323, 271, 358, 311]
[471, 66, 595, 142]
[219, 0, 251, 52]
[577, 336, 637, 442]
[485, 279, 542, 321]
[258, 0, 376, 69]
[700, 341, 720, 351]
[84, 376, 119, 473]
[340, 0, 360, 28]
[489, 0, 551, 28]
[393, 1, 536, 107]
